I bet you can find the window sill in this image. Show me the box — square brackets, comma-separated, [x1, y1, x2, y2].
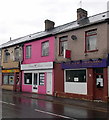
[2, 84, 14, 86]
[85, 49, 98, 53]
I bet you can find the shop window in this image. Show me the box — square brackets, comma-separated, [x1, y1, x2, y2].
[66, 70, 86, 82]
[59, 36, 68, 56]
[24, 73, 32, 84]
[39, 73, 45, 85]
[94, 68, 103, 74]
[26, 45, 31, 58]
[3, 74, 14, 85]
[9, 76, 14, 85]
[85, 29, 97, 52]
[3, 75, 8, 84]
[42, 41, 49, 56]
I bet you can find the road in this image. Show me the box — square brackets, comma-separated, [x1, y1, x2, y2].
[1, 90, 109, 119]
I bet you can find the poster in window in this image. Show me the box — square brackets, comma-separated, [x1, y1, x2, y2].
[96, 75, 103, 88]
[27, 79, 30, 83]
[74, 77, 79, 82]
[9, 76, 14, 85]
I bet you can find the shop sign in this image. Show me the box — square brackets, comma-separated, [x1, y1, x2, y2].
[2, 69, 20, 73]
[61, 59, 107, 69]
[21, 62, 53, 70]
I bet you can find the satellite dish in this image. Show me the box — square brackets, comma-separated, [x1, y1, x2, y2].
[71, 35, 77, 40]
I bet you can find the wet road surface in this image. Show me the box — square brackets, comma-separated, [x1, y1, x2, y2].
[2, 90, 109, 119]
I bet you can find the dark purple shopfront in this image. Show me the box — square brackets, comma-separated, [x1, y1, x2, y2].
[55, 58, 108, 101]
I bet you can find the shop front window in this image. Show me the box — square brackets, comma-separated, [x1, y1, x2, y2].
[3, 75, 8, 84]
[3, 74, 14, 85]
[39, 73, 45, 85]
[9, 76, 14, 85]
[24, 73, 32, 84]
[66, 70, 86, 82]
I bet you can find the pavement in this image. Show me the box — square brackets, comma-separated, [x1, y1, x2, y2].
[2, 89, 109, 113]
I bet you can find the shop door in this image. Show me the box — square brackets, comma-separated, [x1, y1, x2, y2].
[32, 73, 38, 93]
[46, 72, 52, 95]
[15, 73, 21, 92]
[94, 68, 104, 100]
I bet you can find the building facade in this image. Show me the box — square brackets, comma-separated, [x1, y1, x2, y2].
[1, 44, 22, 91]
[21, 36, 55, 95]
[53, 9, 109, 101]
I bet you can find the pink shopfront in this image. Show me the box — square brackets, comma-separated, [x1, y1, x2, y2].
[21, 36, 55, 95]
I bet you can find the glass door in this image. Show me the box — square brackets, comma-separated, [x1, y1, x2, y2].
[32, 73, 38, 93]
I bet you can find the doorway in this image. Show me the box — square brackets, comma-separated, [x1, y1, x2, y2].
[93, 68, 104, 100]
[32, 73, 38, 93]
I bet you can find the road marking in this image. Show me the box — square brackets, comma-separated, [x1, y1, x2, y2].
[0, 101, 15, 106]
[9, 103, 15, 106]
[35, 109, 76, 120]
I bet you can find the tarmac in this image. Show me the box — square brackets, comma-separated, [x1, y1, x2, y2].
[2, 89, 109, 113]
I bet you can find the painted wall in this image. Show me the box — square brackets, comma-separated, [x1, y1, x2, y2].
[54, 63, 64, 93]
[55, 23, 108, 62]
[22, 71, 32, 92]
[23, 36, 55, 64]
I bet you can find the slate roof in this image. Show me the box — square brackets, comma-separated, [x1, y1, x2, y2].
[0, 11, 108, 49]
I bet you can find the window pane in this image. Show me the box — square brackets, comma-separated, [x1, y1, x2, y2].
[9, 75, 14, 85]
[39, 73, 45, 85]
[4, 50, 9, 62]
[42, 41, 49, 56]
[34, 73, 37, 85]
[14, 48, 19, 61]
[87, 35, 96, 50]
[3, 75, 8, 84]
[26, 46, 31, 58]
[24, 73, 32, 84]
[66, 70, 86, 82]
[94, 68, 103, 74]
[86, 30, 97, 51]
[60, 36, 68, 55]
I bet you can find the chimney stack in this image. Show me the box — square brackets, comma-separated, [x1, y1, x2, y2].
[45, 19, 55, 31]
[77, 8, 88, 21]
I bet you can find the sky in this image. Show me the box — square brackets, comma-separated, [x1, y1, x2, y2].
[0, 0, 108, 45]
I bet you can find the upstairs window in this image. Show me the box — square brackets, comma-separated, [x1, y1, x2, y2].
[26, 45, 31, 59]
[14, 48, 19, 61]
[42, 41, 49, 56]
[4, 49, 10, 63]
[59, 36, 68, 56]
[85, 29, 97, 52]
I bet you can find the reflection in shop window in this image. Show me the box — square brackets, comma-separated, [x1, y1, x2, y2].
[3, 74, 14, 85]
[66, 70, 86, 82]
[3, 75, 8, 84]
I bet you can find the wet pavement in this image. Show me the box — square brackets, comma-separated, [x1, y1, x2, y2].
[9, 90, 109, 113]
[1, 89, 109, 119]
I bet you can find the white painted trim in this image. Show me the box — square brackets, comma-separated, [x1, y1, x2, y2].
[21, 62, 53, 70]
[23, 70, 53, 73]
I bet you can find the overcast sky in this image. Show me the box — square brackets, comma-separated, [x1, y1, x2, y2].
[0, 0, 108, 45]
